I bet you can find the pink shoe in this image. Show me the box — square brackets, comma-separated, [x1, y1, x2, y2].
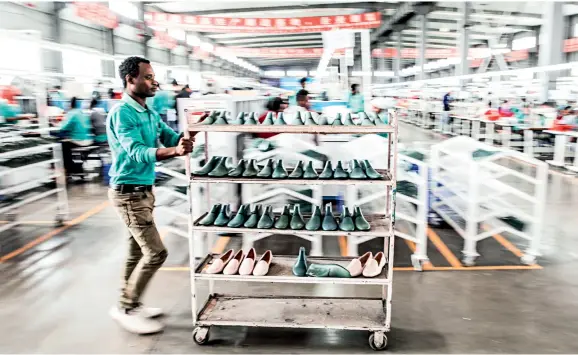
[206, 249, 234, 274]
[239, 248, 256, 275]
[346, 251, 373, 277]
[362, 252, 386, 278]
[253, 250, 273, 276]
[223, 250, 245, 275]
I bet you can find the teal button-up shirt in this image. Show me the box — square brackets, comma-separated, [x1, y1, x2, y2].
[106, 93, 181, 186]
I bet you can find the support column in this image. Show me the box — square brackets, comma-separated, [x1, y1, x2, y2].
[418, 15, 426, 80]
[138, 3, 149, 58]
[361, 30, 372, 110]
[539, 2, 564, 102]
[395, 31, 402, 82]
[458, 2, 471, 77]
[340, 57, 348, 92]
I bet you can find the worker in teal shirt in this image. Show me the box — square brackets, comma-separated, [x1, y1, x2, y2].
[347, 83, 365, 113]
[58, 97, 94, 176]
[107, 56, 193, 335]
[0, 98, 21, 124]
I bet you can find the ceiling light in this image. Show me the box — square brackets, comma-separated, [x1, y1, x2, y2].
[286, 70, 308, 77]
[264, 70, 285, 77]
[439, 28, 450, 32]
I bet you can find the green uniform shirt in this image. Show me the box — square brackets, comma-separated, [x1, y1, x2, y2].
[347, 93, 365, 113]
[106, 93, 181, 186]
[60, 109, 93, 141]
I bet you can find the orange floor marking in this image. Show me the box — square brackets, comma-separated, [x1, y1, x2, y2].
[338, 235, 348, 256]
[403, 239, 434, 270]
[211, 237, 230, 254]
[0, 201, 110, 262]
[426, 227, 464, 268]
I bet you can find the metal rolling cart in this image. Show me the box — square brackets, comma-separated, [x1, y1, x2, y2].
[181, 112, 399, 351]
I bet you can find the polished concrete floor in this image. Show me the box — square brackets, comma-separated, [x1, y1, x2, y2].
[1, 123, 578, 353]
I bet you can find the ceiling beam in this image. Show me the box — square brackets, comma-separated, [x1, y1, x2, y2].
[155, 2, 397, 16]
[433, 6, 542, 19]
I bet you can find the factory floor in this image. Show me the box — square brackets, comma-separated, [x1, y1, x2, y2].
[1, 123, 578, 354]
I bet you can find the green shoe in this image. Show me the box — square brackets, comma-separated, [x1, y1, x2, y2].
[244, 112, 258, 125]
[319, 161, 333, 179]
[199, 203, 221, 226]
[339, 206, 355, 231]
[288, 161, 304, 178]
[257, 159, 274, 178]
[306, 263, 351, 278]
[354, 206, 371, 231]
[241, 204, 252, 218]
[274, 112, 287, 125]
[272, 159, 288, 179]
[257, 205, 274, 229]
[208, 157, 229, 177]
[343, 113, 355, 126]
[224, 157, 234, 170]
[193, 156, 221, 176]
[318, 115, 329, 125]
[303, 161, 318, 179]
[362, 160, 383, 179]
[262, 112, 274, 125]
[292, 111, 304, 125]
[242, 159, 260, 177]
[359, 112, 375, 126]
[370, 112, 386, 125]
[305, 205, 322, 231]
[303, 112, 317, 125]
[243, 211, 259, 228]
[228, 159, 246, 177]
[292, 246, 308, 277]
[201, 111, 218, 125]
[214, 111, 228, 125]
[290, 205, 305, 230]
[332, 113, 343, 126]
[333, 161, 349, 179]
[349, 160, 368, 179]
[227, 204, 248, 227]
[233, 112, 245, 125]
[322, 203, 338, 231]
[274, 205, 291, 229]
[214, 204, 231, 226]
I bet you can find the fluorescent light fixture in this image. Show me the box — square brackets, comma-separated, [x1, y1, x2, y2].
[309, 70, 317, 76]
[512, 36, 536, 51]
[264, 70, 285, 77]
[351, 71, 372, 77]
[200, 42, 214, 52]
[374, 71, 394, 77]
[168, 28, 186, 42]
[187, 34, 201, 47]
[109, 1, 139, 21]
[439, 27, 450, 32]
[286, 70, 308, 77]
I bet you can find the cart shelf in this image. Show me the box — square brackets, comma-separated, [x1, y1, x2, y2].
[195, 254, 390, 285]
[191, 212, 391, 237]
[197, 294, 388, 332]
[191, 170, 392, 186]
[188, 123, 394, 135]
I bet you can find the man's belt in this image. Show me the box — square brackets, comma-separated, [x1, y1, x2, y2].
[110, 184, 153, 193]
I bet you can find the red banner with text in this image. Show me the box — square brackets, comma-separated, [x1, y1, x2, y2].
[564, 38, 578, 52]
[145, 12, 381, 34]
[372, 48, 529, 61]
[74, 2, 118, 29]
[217, 47, 346, 58]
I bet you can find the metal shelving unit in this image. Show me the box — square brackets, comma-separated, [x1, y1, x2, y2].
[0, 140, 68, 234]
[181, 111, 399, 350]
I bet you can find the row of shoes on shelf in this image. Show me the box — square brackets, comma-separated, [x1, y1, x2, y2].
[198, 110, 387, 126]
[198, 203, 371, 231]
[0, 152, 53, 168]
[206, 248, 273, 276]
[292, 247, 386, 278]
[194, 156, 384, 180]
[0, 138, 53, 153]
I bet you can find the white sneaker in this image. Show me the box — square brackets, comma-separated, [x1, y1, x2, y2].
[109, 307, 164, 335]
[138, 305, 164, 318]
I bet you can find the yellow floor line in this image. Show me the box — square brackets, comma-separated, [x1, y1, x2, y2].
[338, 236, 348, 256]
[403, 239, 434, 270]
[0, 201, 110, 263]
[426, 227, 464, 268]
[211, 236, 230, 254]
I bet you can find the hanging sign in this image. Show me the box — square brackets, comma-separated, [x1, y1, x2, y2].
[564, 38, 578, 52]
[215, 47, 345, 58]
[145, 12, 381, 34]
[74, 2, 118, 29]
[371, 47, 529, 61]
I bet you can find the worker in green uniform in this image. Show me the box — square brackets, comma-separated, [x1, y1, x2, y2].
[0, 98, 21, 124]
[107, 56, 193, 335]
[347, 83, 365, 113]
[59, 97, 93, 176]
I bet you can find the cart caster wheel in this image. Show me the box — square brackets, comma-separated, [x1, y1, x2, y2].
[369, 331, 388, 351]
[462, 256, 476, 266]
[521, 254, 536, 265]
[192, 326, 210, 345]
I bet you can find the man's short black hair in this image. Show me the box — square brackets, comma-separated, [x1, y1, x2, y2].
[90, 98, 98, 109]
[70, 97, 78, 110]
[351, 83, 359, 91]
[296, 89, 309, 97]
[118, 56, 150, 88]
[300, 77, 307, 85]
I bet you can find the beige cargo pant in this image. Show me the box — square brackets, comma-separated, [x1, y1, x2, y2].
[108, 189, 168, 309]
